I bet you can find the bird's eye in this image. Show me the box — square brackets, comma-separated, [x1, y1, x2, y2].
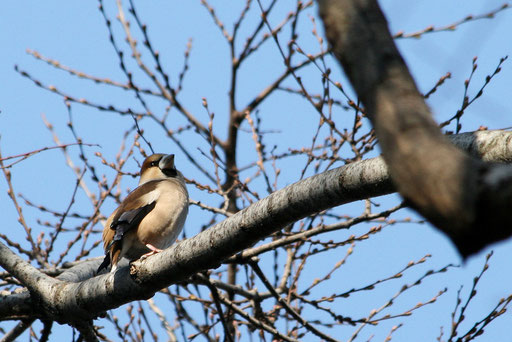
[150, 161, 158, 167]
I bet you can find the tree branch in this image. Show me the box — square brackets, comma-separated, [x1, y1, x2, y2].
[318, 0, 512, 257]
[0, 130, 511, 322]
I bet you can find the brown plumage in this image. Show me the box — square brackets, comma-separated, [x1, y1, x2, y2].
[98, 154, 189, 273]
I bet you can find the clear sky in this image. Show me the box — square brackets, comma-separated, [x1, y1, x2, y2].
[1, 1, 511, 341]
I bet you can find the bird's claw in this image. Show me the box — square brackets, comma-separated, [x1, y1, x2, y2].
[140, 244, 163, 261]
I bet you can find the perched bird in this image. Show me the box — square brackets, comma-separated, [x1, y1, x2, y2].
[98, 154, 189, 273]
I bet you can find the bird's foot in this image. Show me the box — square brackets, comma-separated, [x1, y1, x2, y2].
[140, 243, 163, 261]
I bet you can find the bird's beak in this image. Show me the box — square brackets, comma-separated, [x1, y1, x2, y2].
[159, 154, 175, 172]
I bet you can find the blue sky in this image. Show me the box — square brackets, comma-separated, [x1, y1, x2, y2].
[1, 1, 512, 340]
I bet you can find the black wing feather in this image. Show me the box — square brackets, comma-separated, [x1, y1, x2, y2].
[110, 201, 156, 240]
[97, 200, 156, 273]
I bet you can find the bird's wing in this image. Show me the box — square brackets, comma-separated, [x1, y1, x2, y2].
[98, 181, 161, 273]
[109, 181, 161, 239]
[110, 201, 157, 244]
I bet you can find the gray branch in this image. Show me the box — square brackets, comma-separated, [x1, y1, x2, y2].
[0, 130, 511, 323]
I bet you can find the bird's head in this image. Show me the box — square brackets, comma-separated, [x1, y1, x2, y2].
[139, 154, 184, 185]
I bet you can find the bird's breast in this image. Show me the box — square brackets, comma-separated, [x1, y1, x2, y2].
[136, 180, 189, 250]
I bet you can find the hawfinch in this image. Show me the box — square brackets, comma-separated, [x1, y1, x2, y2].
[98, 154, 189, 273]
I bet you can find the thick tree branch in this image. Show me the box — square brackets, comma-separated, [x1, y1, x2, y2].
[318, 0, 512, 256]
[1, 130, 511, 323]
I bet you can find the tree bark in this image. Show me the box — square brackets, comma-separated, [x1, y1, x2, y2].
[0, 130, 511, 323]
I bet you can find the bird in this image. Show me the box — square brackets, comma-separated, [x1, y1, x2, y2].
[98, 154, 189, 273]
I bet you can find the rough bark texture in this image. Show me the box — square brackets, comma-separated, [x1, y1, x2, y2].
[0, 130, 511, 323]
[318, 0, 512, 257]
